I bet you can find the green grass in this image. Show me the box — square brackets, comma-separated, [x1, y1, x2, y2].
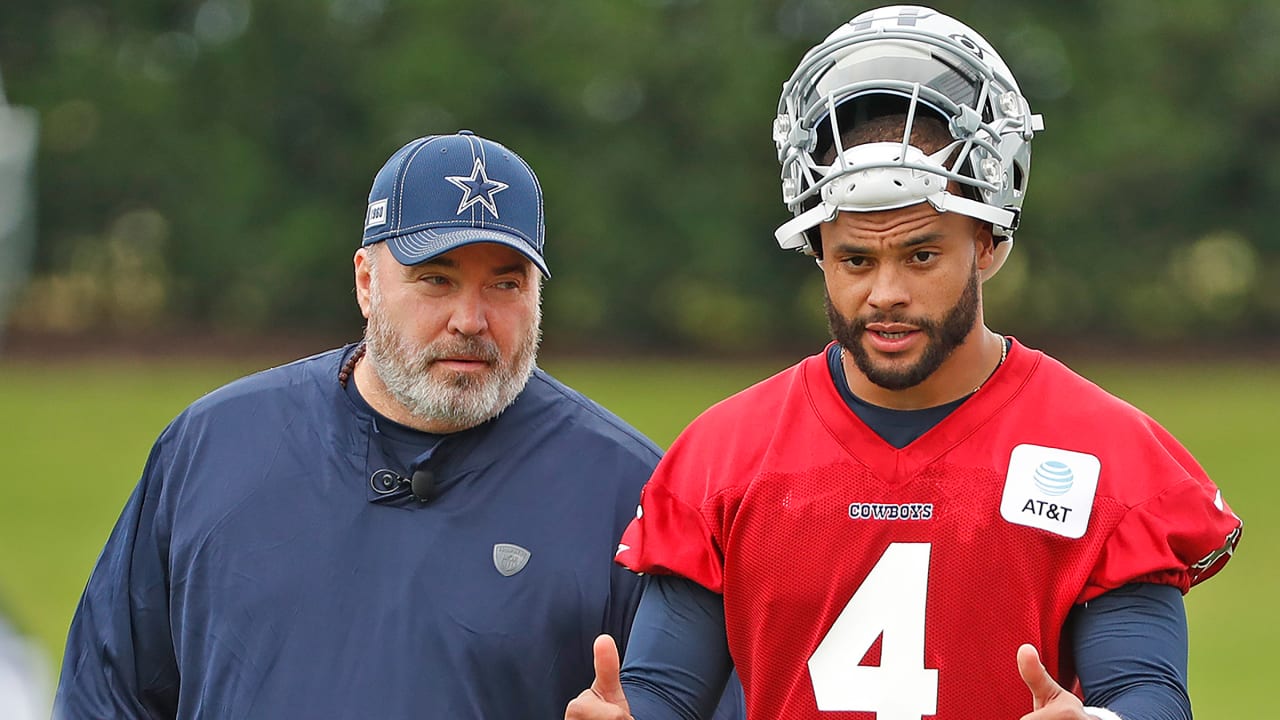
[0, 353, 1271, 717]
[0, 359, 270, 663]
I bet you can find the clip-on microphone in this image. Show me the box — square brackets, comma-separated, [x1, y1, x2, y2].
[408, 467, 435, 503]
[369, 447, 439, 503]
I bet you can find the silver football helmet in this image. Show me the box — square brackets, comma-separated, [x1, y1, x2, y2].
[773, 5, 1043, 280]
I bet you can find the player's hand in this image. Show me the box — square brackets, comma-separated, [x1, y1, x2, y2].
[565, 634, 633, 720]
[1017, 643, 1094, 719]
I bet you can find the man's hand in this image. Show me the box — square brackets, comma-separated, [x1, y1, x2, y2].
[565, 635, 633, 720]
[1017, 643, 1096, 719]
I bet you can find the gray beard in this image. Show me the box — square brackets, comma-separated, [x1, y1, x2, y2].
[363, 286, 541, 431]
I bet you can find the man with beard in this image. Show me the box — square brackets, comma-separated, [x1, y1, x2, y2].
[53, 131, 744, 720]
[567, 6, 1241, 720]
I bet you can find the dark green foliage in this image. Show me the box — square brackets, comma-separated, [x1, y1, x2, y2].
[2, 0, 1277, 350]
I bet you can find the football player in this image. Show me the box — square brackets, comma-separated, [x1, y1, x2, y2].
[567, 6, 1241, 720]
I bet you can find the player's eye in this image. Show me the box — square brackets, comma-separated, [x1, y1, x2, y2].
[911, 250, 937, 263]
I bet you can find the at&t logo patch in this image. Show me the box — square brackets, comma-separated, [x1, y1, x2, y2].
[1000, 444, 1101, 539]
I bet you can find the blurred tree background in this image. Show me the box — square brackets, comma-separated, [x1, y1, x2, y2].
[1, 0, 1278, 355]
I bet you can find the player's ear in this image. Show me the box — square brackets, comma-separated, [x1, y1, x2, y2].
[354, 247, 375, 318]
[974, 222, 996, 273]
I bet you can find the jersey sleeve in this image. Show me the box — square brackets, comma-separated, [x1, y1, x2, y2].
[616, 477, 728, 594]
[1082, 422, 1242, 601]
[615, 424, 741, 594]
[615, 365, 806, 595]
[54, 436, 181, 719]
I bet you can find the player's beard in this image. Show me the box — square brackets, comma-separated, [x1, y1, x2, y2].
[362, 282, 541, 431]
[827, 262, 980, 391]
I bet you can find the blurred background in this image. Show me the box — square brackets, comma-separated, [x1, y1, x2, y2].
[0, 0, 1274, 716]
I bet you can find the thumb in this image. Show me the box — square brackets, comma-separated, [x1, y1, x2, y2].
[1017, 643, 1064, 710]
[590, 634, 630, 710]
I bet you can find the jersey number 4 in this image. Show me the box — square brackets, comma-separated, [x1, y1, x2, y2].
[808, 542, 939, 719]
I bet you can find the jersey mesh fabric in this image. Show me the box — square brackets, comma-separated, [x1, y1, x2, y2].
[718, 459, 1114, 719]
[617, 340, 1241, 720]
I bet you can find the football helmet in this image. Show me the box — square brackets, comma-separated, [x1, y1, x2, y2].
[773, 5, 1043, 279]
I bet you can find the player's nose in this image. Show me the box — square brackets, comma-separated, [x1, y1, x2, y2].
[866, 265, 910, 310]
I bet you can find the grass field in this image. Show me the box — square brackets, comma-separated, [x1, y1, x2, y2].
[0, 352, 1271, 716]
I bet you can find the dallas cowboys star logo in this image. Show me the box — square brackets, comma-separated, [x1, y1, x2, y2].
[445, 158, 509, 217]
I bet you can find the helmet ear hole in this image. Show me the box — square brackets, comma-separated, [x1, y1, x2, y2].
[1013, 161, 1027, 193]
[805, 227, 823, 258]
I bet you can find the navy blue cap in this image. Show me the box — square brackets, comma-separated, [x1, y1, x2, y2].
[362, 131, 549, 277]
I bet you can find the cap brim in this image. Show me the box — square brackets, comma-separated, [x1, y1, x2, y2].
[385, 227, 550, 278]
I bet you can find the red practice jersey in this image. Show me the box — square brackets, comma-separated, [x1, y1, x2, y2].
[615, 339, 1241, 720]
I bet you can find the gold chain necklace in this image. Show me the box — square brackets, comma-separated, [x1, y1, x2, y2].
[971, 334, 1008, 395]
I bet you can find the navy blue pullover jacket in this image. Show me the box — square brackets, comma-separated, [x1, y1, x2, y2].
[55, 345, 674, 719]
